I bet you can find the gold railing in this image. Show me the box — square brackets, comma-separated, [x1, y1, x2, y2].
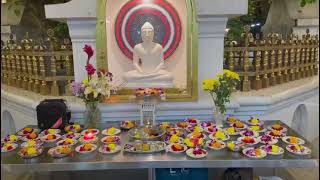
[1, 30, 74, 96]
[224, 26, 319, 91]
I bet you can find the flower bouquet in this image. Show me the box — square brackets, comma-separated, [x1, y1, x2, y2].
[202, 69, 240, 125]
[71, 45, 115, 128]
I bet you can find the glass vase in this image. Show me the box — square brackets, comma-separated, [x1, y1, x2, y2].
[84, 101, 101, 128]
[213, 104, 225, 127]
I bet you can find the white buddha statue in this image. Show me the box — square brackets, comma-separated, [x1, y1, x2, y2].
[123, 22, 174, 88]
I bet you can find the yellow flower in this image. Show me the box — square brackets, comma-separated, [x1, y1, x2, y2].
[84, 86, 98, 98]
[223, 69, 240, 80]
[202, 78, 219, 91]
[82, 79, 89, 86]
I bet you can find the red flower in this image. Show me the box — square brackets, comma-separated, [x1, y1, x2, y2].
[85, 63, 96, 75]
[83, 45, 94, 63]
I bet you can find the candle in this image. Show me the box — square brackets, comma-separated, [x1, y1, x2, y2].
[84, 132, 94, 140]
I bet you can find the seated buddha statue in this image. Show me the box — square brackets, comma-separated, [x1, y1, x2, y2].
[123, 22, 174, 88]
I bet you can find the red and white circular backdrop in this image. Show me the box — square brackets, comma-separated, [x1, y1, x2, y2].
[115, 0, 182, 60]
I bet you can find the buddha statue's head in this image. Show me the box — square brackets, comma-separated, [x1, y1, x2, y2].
[141, 22, 154, 43]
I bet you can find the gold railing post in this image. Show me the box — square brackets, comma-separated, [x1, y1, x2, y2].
[254, 51, 262, 90]
[289, 47, 296, 81]
[283, 48, 289, 82]
[65, 80, 73, 96]
[40, 80, 49, 95]
[270, 50, 276, 85]
[300, 43, 306, 78]
[276, 47, 283, 84]
[242, 50, 251, 91]
[314, 36, 319, 75]
[51, 80, 59, 96]
[262, 50, 269, 88]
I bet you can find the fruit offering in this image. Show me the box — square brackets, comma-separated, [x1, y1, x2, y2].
[1, 134, 20, 143]
[200, 121, 214, 128]
[249, 125, 266, 133]
[240, 129, 259, 137]
[242, 147, 267, 158]
[99, 143, 121, 154]
[227, 141, 244, 152]
[62, 132, 81, 140]
[224, 127, 239, 135]
[187, 132, 207, 139]
[1, 142, 18, 152]
[159, 122, 173, 130]
[258, 135, 278, 145]
[267, 130, 286, 138]
[167, 143, 187, 153]
[22, 132, 39, 141]
[261, 144, 284, 155]
[102, 127, 121, 136]
[56, 138, 77, 146]
[41, 134, 61, 142]
[64, 124, 82, 133]
[48, 146, 72, 158]
[186, 147, 208, 158]
[167, 128, 185, 137]
[18, 146, 43, 158]
[206, 139, 226, 150]
[81, 129, 100, 136]
[247, 117, 263, 126]
[269, 123, 287, 132]
[101, 136, 121, 144]
[21, 139, 44, 148]
[185, 118, 199, 125]
[205, 126, 219, 134]
[41, 129, 61, 136]
[165, 134, 183, 144]
[226, 116, 238, 124]
[76, 143, 97, 154]
[286, 144, 311, 155]
[18, 127, 39, 135]
[176, 121, 189, 128]
[209, 130, 230, 141]
[238, 136, 259, 145]
[282, 136, 305, 145]
[184, 137, 204, 148]
[120, 120, 136, 130]
[186, 125, 203, 133]
[233, 121, 247, 130]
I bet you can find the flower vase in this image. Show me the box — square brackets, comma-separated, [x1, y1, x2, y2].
[213, 104, 225, 127]
[84, 101, 101, 128]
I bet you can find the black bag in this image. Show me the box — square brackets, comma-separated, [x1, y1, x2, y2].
[36, 99, 71, 131]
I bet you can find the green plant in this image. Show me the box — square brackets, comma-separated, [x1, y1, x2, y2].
[300, 0, 316, 7]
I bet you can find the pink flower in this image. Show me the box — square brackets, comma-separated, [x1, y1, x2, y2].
[85, 63, 96, 75]
[83, 45, 94, 63]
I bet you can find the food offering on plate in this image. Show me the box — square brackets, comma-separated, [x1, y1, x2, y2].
[129, 126, 165, 141]
[158, 122, 173, 130]
[166, 143, 187, 153]
[186, 147, 208, 159]
[237, 136, 260, 146]
[64, 124, 82, 133]
[123, 141, 166, 153]
[1, 142, 18, 152]
[21, 132, 40, 141]
[242, 147, 267, 158]
[286, 144, 311, 155]
[200, 121, 214, 128]
[99, 143, 121, 154]
[102, 127, 121, 136]
[183, 137, 204, 148]
[205, 126, 220, 134]
[258, 135, 278, 145]
[176, 121, 189, 129]
[40, 129, 61, 136]
[282, 136, 305, 145]
[75, 143, 97, 154]
[187, 132, 207, 139]
[232, 121, 247, 130]
[266, 130, 286, 138]
[120, 120, 136, 130]
[17, 127, 39, 136]
[206, 139, 226, 150]
[62, 132, 81, 140]
[249, 125, 266, 133]
[209, 130, 230, 141]
[18, 146, 43, 158]
[41, 134, 61, 142]
[101, 136, 121, 144]
[56, 138, 78, 146]
[184, 118, 199, 125]
[81, 128, 100, 136]
[167, 128, 186, 137]
[268, 123, 287, 132]
[164, 134, 183, 144]
[261, 144, 284, 155]
[21, 139, 43, 148]
[48, 145, 72, 158]
[186, 125, 203, 133]
[240, 129, 259, 137]
[79, 134, 98, 144]
[223, 127, 239, 136]
[1, 134, 20, 143]
[246, 117, 264, 126]
[227, 141, 244, 152]
[226, 116, 239, 124]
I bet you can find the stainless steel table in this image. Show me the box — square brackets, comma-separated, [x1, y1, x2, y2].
[1, 120, 319, 173]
